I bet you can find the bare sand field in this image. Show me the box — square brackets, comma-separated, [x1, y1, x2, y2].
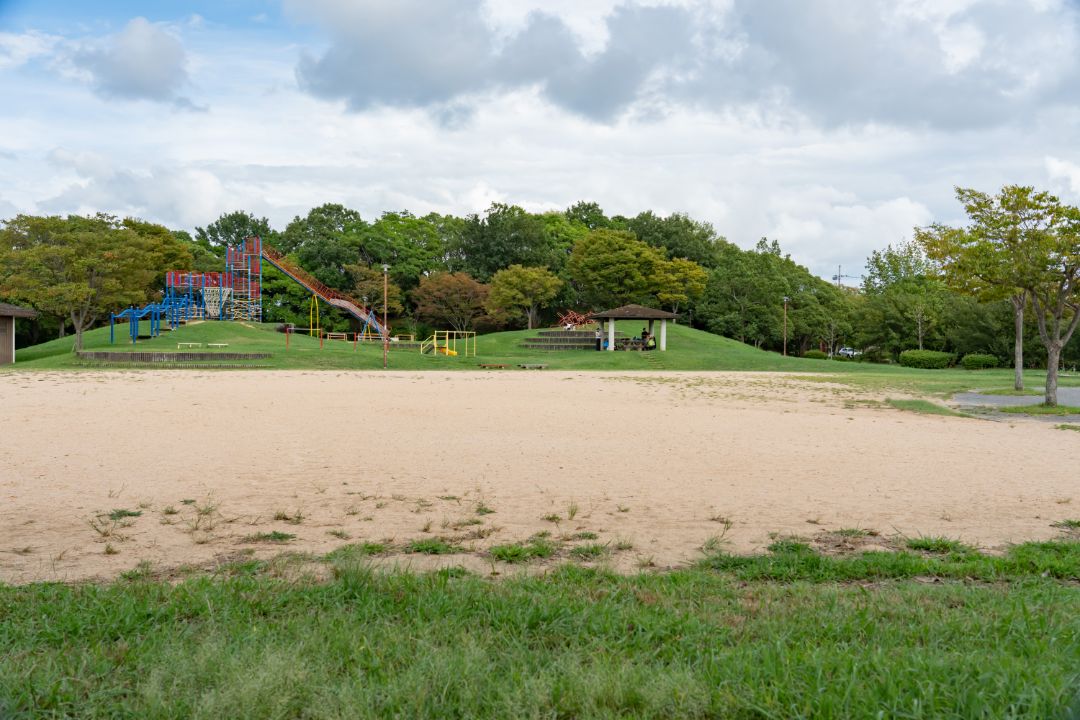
[0, 370, 1076, 582]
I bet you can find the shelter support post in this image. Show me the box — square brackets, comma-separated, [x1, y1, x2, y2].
[660, 319, 667, 351]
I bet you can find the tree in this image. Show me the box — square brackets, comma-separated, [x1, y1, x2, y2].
[0, 214, 191, 350]
[653, 257, 707, 317]
[1025, 203, 1080, 405]
[280, 204, 365, 290]
[863, 240, 947, 352]
[344, 211, 444, 292]
[917, 186, 1060, 391]
[564, 201, 610, 230]
[195, 211, 274, 251]
[627, 211, 725, 268]
[345, 264, 405, 316]
[486, 265, 563, 329]
[451, 204, 556, 281]
[411, 272, 490, 332]
[567, 229, 667, 309]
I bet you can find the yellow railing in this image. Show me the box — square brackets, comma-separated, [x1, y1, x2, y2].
[420, 330, 476, 357]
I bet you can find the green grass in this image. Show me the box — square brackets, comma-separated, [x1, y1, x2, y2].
[569, 543, 609, 561]
[1057, 424, 1080, 432]
[406, 538, 460, 555]
[241, 531, 296, 544]
[999, 404, 1080, 416]
[977, 387, 1043, 396]
[106, 509, 142, 521]
[885, 398, 968, 416]
[1052, 519, 1080, 530]
[11, 320, 1080, 412]
[489, 538, 557, 563]
[3, 543, 1080, 717]
[905, 536, 973, 554]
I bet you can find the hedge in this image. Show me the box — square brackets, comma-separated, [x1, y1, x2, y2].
[898, 349, 955, 369]
[803, 350, 828, 360]
[961, 353, 999, 370]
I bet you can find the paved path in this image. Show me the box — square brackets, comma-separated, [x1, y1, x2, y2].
[953, 387, 1080, 422]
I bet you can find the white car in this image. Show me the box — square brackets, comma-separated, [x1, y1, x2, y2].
[836, 347, 862, 358]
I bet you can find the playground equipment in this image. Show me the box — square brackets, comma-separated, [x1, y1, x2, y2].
[109, 235, 394, 346]
[420, 330, 476, 357]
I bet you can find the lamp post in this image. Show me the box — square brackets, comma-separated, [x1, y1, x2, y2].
[782, 296, 790, 356]
[382, 265, 389, 369]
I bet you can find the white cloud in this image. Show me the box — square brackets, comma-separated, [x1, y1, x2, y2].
[0, 30, 60, 70]
[71, 17, 196, 107]
[1046, 156, 1080, 201]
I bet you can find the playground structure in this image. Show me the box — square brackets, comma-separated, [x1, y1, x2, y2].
[110, 236, 389, 345]
[420, 330, 476, 357]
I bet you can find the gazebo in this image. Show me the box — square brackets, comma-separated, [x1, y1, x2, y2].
[588, 304, 677, 351]
[0, 302, 37, 366]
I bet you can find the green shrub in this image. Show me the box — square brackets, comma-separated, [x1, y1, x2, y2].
[803, 350, 828, 360]
[961, 353, 998, 370]
[898, 350, 954, 369]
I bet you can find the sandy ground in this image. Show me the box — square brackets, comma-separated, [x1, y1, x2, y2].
[0, 370, 1077, 583]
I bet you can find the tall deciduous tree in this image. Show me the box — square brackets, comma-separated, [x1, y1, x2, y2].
[411, 272, 490, 332]
[344, 211, 444, 291]
[568, 229, 667, 309]
[917, 186, 1059, 390]
[486, 265, 563, 329]
[344, 264, 405, 316]
[451, 204, 556, 281]
[862, 240, 947, 352]
[0, 214, 191, 350]
[195, 211, 274, 252]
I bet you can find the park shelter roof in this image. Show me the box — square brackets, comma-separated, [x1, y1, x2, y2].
[0, 303, 37, 319]
[588, 304, 677, 320]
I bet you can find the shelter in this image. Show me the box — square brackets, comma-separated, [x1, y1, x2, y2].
[0, 303, 38, 366]
[588, 304, 677, 351]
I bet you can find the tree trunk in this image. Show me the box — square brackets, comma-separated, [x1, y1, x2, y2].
[527, 305, 536, 330]
[1045, 343, 1061, 406]
[1011, 294, 1025, 391]
[58, 321, 66, 339]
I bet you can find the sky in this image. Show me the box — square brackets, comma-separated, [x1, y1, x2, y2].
[2, 0, 1080, 281]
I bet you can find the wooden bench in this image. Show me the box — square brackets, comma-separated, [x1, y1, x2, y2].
[177, 342, 203, 349]
[324, 332, 350, 341]
[479, 363, 508, 369]
[206, 343, 229, 349]
[517, 363, 548, 370]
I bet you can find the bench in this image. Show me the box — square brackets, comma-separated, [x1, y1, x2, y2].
[206, 343, 229, 349]
[518, 363, 548, 370]
[324, 332, 350, 341]
[479, 363, 508, 369]
[177, 342, 203, 349]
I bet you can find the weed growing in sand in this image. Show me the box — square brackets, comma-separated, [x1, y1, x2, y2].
[88, 515, 121, 539]
[614, 539, 634, 551]
[1051, 519, 1080, 531]
[542, 513, 561, 524]
[490, 538, 556, 563]
[836, 528, 877, 538]
[636, 555, 656, 568]
[475, 502, 495, 516]
[120, 561, 154, 581]
[244, 531, 295, 544]
[570, 543, 608, 561]
[906, 536, 972, 554]
[768, 539, 814, 554]
[700, 536, 727, 555]
[162, 506, 178, 516]
[345, 505, 360, 516]
[328, 529, 351, 540]
[461, 526, 499, 540]
[273, 510, 305, 525]
[617, 505, 630, 513]
[108, 509, 142, 521]
[12, 546, 33, 555]
[421, 520, 433, 533]
[571, 531, 598, 541]
[180, 499, 195, 506]
[407, 538, 460, 555]
[325, 542, 388, 561]
[103, 543, 119, 555]
[375, 501, 388, 509]
[1056, 424, 1080, 432]
[444, 517, 482, 530]
[567, 501, 579, 521]
[438, 495, 460, 501]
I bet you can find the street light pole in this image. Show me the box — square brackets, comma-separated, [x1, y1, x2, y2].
[382, 264, 389, 369]
[782, 296, 790, 356]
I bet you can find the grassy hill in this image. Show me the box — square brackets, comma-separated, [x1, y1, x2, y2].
[7, 319, 1075, 397]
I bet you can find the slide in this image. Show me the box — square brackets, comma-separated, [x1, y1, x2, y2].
[261, 244, 388, 338]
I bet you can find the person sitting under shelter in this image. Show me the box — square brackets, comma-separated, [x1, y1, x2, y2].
[644, 335, 657, 351]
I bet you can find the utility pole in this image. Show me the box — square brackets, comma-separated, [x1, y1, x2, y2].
[783, 295, 790, 356]
[382, 265, 389, 370]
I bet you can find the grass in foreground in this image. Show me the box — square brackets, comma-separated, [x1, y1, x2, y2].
[885, 398, 968, 417]
[3, 542, 1080, 718]
[999, 404, 1080, 416]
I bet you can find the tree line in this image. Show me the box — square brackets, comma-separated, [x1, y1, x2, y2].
[2, 191, 1079, 399]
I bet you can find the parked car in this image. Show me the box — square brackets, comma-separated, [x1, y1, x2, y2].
[836, 346, 862, 358]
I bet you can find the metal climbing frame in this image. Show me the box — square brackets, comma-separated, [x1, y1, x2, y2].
[226, 236, 262, 322]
